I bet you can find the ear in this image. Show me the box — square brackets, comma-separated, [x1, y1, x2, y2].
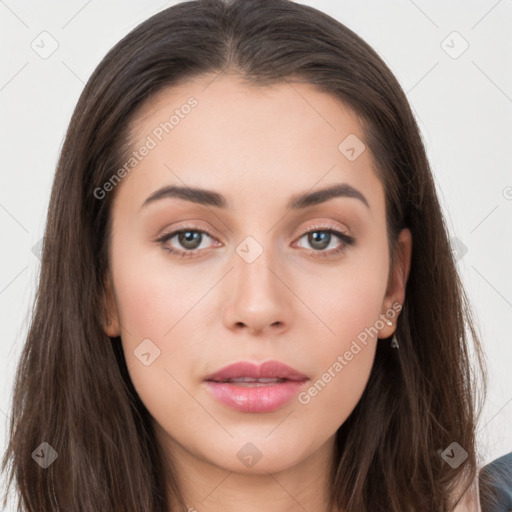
[102, 271, 121, 338]
[378, 228, 412, 339]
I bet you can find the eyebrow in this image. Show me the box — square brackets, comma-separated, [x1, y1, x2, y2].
[141, 182, 370, 211]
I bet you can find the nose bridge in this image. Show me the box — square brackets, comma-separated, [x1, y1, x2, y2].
[222, 232, 292, 334]
[234, 233, 280, 302]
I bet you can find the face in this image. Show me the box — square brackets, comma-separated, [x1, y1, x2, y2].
[103, 73, 411, 478]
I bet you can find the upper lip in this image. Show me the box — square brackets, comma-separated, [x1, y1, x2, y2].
[204, 360, 309, 382]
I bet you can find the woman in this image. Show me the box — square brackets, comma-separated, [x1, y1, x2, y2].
[1, 0, 489, 510]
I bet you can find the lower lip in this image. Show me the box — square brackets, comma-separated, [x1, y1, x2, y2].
[204, 380, 308, 413]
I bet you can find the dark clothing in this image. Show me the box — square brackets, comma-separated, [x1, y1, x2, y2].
[479, 452, 512, 512]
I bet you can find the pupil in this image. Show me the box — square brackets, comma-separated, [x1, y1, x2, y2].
[309, 231, 330, 250]
[179, 231, 201, 249]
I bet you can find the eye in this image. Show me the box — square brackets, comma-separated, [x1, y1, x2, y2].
[155, 227, 219, 258]
[155, 224, 355, 259]
[294, 225, 355, 258]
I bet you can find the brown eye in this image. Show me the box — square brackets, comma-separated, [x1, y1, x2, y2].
[176, 230, 203, 250]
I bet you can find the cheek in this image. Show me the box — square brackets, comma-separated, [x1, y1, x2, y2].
[300, 285, 381, 420]
[293, 282, 383, 436]
[110, 243, 212, 407]
[309, 248, 389, 344]
[111, 243, 205, 338]
[294, 241, 388, 421]
[298, 332, 377, 427]
[112, 266, 203, 435]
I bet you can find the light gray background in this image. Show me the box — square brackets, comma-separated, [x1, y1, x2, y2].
[1, 0, 511, 505]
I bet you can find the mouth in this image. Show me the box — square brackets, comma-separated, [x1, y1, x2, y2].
[204, 360, 309, 412]
[207, 377, 294, 386]
[204, 359, 309, 383]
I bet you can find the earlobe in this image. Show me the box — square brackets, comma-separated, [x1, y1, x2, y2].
[379, 228, 413, 338]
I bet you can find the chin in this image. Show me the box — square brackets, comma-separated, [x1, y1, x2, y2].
[194, 430, 325, 475]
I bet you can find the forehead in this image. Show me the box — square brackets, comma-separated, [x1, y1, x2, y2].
[130, 72, 365, 145]
[113, 72, 384, 218]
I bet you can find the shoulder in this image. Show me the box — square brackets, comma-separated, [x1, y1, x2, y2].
[478, 452, 512, 511]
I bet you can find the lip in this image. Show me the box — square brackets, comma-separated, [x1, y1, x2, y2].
[204, 360, 308, 382]
[204, 360, 309, 413]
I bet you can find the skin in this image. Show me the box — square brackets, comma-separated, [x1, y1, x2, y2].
[103, 72, 412, 512]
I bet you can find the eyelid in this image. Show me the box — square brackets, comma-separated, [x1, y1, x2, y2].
[154, 223, 221, 248]
[292, 222, 354, 256]
[154, 220, 354, 258]
[296, 221, 351, 238]
[154, 220, 221, 241]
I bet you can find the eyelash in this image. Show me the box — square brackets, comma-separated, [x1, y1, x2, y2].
[154, 224, 355, 259]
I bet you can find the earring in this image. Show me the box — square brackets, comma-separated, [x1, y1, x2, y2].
[390, 333, 399, 349]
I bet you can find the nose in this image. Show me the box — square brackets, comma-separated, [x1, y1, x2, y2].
[221, 242, 293, 336]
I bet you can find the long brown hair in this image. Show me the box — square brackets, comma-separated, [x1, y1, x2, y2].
[2, 0, 488, 510]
